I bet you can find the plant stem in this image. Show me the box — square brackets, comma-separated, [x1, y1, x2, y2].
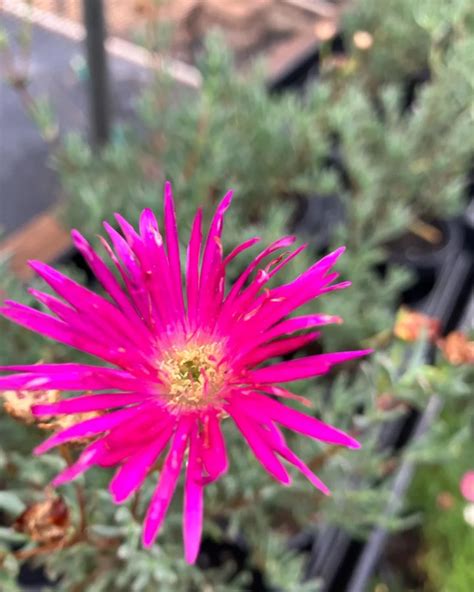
[59, 445, 88, 536]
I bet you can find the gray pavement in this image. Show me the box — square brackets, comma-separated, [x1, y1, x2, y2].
[0, 12, 152, 236]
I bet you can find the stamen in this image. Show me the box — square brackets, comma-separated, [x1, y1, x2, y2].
[159, 342, 227, 412]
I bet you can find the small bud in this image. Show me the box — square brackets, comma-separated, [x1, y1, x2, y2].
[376, 392, 407, 412]
[353, 31, 373, 50]
[14, 492, 70, 544]
[436, 491, 455, 510]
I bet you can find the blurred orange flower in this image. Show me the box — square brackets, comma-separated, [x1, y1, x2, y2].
[394, 306, 441, 342]
[438, 331, 474, 366]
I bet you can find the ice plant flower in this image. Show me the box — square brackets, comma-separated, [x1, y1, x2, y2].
[0, 183, 371, 563]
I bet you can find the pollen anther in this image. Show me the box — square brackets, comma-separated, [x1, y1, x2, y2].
[159, 342, 227, 412]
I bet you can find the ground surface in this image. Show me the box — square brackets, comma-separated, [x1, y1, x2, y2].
[29, 0, 342, 73]
[1, 0, 344, 239]
[0, 11, 152, 237]
[1, 0, 342, 249]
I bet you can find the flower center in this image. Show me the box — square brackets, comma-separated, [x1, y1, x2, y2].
[159, 342, 227, 412]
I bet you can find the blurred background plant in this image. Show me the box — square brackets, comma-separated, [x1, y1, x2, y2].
[0, 0, 473, 590]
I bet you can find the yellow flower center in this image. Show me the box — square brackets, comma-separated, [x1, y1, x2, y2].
[159, 342, 227, 412]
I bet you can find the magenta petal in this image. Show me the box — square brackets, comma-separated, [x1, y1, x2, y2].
[257, 422, 330, 495]
[71, 230, 152, 340]
[97, 445, 141, 468]
[265, 314, 343, 339]
[267, 243, 307, 279]
[101, 408, 168, 454]
[198, 190, 233, 327]
[277, 444, 330, 495]
[312, 246, 345, 274]
[234, 392, 360, 449]
[103, 222, 141, 279]
[224, 236, 296, 306]
[223, 236, 261, 265]
[228, 404, 291, 485]
[186, 208, 203, 329]
[200, 413, 228, 483]
[110, 422, 174, 503]
[234, 250, 349, 337]
[289, 247, 345, 284]
[52, 440, 105, 486]
[0, 302, 79, 347]
[183, 425, 204, 564]
[28, 288, 76, 322]
[240, 332, 321, 367]
[32, 392, 148, 416]
[460, 471, 474, 502]
[322, 280, 352, 294]
[164, 181, 185, 319]
[27, 288, 139, 364]
[28, 260, 141, 343]
[142, 416, 193, 547]
[97, 407, 170, 467]
[0, 363, 154, 392]
[114, 213, 142, 251]
[102, 223, 147, 315]
[201, 191, 233, 275]
[137, 208, 178, 327]
[255, 385, 313, 408]
[0, 301, 147, 367]
[250, 350, 372, 383]
[34, 406, 145, 454]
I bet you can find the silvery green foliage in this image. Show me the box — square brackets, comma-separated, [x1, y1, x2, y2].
[343, 0, 473, 85]
[2, 335, 470, 590]
[1, 0, 473, 589]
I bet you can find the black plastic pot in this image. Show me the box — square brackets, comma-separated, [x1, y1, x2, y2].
[18, 563, 55, 592]
[462, 197, 474, 253]
[401, 67, 431, 113]
[387, 218, 462, 305]
[265, 34, 474, 592]
[198, 530, 282, 592]
[268, 35, 345, 95]
[304, 231, 473, 592]
[53, 245, 95, 285]
[345, 253, 473, 592]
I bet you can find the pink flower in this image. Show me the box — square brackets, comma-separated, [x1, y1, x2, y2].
[460, 471, 474, 503]
[0, 183, 371, 563]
